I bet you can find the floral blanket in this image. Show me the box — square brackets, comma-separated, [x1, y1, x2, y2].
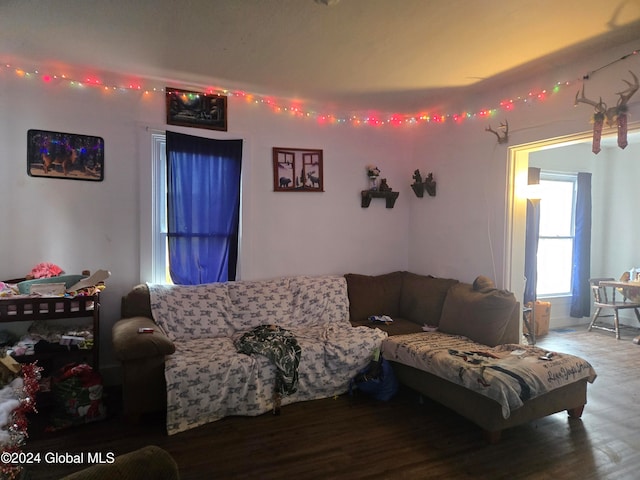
[382, 332, 597, 418]
[149, 276, 387, 435]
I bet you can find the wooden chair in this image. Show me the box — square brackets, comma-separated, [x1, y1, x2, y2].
[588, 277, 640, 339]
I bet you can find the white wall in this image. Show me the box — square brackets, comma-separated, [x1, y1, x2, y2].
[0, 72, 413, 379]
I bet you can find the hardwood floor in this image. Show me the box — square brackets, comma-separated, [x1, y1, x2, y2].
[22, 324, 640, 479]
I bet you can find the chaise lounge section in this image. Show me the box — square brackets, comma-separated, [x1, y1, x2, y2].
[345, 271, 596, 442]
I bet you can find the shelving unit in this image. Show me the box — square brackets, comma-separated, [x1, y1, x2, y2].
[0, 294, 100, 377]
[361, 190, 399, 208]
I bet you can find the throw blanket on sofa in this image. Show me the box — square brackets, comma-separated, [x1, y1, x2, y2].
[382, 332, 597, 418]
[148, 276, 387, 435]
[236, 325, 301, 397]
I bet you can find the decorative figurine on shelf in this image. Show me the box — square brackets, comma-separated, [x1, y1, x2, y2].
[379, 178, 392, 192]
[366, 165, 381, 191]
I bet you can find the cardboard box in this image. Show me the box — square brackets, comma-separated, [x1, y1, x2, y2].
[524, 301, 551, 337]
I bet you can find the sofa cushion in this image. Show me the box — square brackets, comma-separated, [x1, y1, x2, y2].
[290, 276, 350, 327]
[345, 272, 403, 323]
[399, 272, 459, 326]
[472, 275, 495, 291]
[121, 284, 153, 319]
[438, 282, 516, 347]
[148, 283, 235, 341]
[227, 277, 294, 330]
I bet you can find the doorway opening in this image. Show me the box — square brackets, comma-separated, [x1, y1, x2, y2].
[504, 123, 640, 329]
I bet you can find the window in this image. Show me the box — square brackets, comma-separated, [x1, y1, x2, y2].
[149, 132, 242, 285]
[536, 172, 577, 296]
[151, 133, 170, 284]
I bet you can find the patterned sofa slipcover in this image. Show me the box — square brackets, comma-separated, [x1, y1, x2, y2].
[113, 275, 386, 435]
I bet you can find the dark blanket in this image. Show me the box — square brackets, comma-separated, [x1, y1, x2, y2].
[236, 325, 302, 397]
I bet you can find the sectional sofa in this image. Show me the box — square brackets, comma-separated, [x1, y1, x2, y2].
[112, 271, 596, 441]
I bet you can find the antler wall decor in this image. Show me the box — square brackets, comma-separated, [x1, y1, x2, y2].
[485, 120, 509, 144]
[410, 169, 436, 197]
[575, 70, 638, 154]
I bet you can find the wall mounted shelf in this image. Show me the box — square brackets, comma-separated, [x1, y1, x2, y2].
[361, 190, 399, 208]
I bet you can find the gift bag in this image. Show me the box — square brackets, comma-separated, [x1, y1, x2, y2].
[48, 363, 106, 430]
[349, 350, 398, 401]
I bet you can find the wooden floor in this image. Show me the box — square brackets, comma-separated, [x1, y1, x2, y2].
[22, 324, 640, 480]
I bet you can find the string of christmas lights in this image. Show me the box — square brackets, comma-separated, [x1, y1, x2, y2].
[2, 48, 638, 127]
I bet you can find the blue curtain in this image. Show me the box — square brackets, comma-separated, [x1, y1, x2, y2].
[570, 172, 592, 317]
[523, 167, 540, 305]
[166, 131, 242, 285]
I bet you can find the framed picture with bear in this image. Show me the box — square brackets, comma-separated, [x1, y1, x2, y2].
[272, 147, 323, 192]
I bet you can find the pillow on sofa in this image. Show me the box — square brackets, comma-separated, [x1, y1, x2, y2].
[345, 272, 403, 324]
[472, 275, 495, 291]
[399, 272, 459, 326]
[121, 284, 153, 319]
[439, 281, 516, 347]
[148, 283, 235, 341]
[227, 277, 294, 330]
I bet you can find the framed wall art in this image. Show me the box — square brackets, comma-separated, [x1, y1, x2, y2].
[166, 87, 228, 131]
[272, 147, 324, 192]
[27, 129, 104, 181]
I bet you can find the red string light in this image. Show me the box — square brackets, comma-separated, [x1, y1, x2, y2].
[2, 48, 638, 127]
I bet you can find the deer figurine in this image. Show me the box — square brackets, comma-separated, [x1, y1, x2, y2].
[575, 70, 638, 153]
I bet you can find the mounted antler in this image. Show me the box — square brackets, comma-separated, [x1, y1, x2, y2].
[615, 71, 638, 149]
[575, 71, 639, 152]
[485, 120, 509, 144]
[574, 86, 606, 115]
[575, 85, 607, 154]
[616, 70, 639, 109]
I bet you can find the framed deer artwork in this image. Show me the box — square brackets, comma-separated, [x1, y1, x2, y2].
[272, 147, 324, 192]
[27, 129, 104, 181]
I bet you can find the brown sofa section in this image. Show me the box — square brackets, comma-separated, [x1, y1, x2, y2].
[113, 284, 175, 417]
[344, 271, 404, 324]
[399, 272, 459, 327]
[439, 282, 518, 346]
[345, 271, 517, 345]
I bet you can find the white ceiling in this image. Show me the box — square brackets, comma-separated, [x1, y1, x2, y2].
[1, 0, 640, 113]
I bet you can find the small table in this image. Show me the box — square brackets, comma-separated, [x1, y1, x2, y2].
[598, 280, 640, 303]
